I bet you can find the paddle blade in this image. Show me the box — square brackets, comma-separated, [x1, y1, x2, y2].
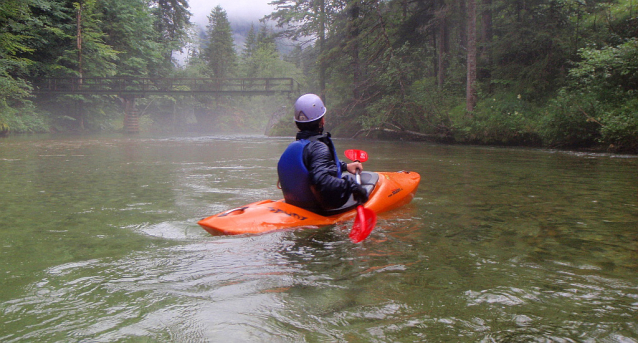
[349, 206, 377, 243]
[344, 149, 368, 163]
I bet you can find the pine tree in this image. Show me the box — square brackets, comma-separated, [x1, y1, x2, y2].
[257, 23, 276, 50]
[150, 0, 190, 74]
[99, 0, 162, 77]
[0, 0, 35, 104]
[242, 24, 257, 60]
[202, 6, 236, 78]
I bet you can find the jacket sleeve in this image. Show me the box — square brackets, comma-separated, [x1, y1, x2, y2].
[340, 161, 349, 173]
[304, 141, 358, 209]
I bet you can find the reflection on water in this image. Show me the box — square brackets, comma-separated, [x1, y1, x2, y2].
[1, 134, 637, 342]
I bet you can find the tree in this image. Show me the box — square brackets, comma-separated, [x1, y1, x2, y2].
[238, 24, 302, 80]
[99, 0, 163, 77]
[60, 0, 118, 78]
[479, 0, 492, 79]
[202, 6, 236, 78]
[316, 0, 327, 99]
[466, 0, 477, 113]
[436, 0, 450, 89]
[0, 0, 35, 104]
[150, 0, 190, 75]
[265, 0, 336, 98]
[346, 0, 362, 99]
[242, 24, 257, 60]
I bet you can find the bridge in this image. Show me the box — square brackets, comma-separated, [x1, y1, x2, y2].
[31, 77, 301, 133]
[31, 77, 300, 96]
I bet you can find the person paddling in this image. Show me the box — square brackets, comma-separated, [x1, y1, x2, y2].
[277, 94, 368, 213]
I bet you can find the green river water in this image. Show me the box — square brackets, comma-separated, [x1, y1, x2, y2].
[1, 134, 637, 342]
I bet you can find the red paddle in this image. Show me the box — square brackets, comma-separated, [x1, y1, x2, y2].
[344, 149, 377, 243]
[345, 149, 368, 163]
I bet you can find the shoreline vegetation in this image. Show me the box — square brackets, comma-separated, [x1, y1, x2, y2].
[1, 0, 636, 153]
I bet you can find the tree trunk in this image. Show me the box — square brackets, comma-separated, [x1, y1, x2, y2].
[480, 0, 493, 90]
[466, 0, 477, 113]
[459, 0, 467, 51]
[437, 0, 449, 89]
[480, 0, 493, 56]
[76, 1, 83, 80]
[348, 0, 361, 99]
[318, 0, 327, 102]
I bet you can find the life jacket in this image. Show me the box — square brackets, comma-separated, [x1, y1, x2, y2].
[277, 134, 342, 210]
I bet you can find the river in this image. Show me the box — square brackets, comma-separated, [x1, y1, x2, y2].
[1, 134, 637, 342]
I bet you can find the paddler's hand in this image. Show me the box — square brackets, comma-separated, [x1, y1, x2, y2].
[346, 162, 363, 175]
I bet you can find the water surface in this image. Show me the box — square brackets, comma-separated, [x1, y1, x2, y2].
[1, 134, 637, 342]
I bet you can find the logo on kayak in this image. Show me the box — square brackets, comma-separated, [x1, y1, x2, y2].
[388, 188, 403, 197]
[269, 207, 307, 220]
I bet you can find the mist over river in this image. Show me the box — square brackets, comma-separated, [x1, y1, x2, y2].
[1, 133, 637, 342]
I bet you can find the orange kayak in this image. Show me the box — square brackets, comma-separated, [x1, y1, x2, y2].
[198, 171, 420, 235]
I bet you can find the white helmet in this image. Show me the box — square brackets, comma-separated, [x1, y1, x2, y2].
[294, 94, 326, 123]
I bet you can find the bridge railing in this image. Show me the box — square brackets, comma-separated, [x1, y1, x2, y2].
[31, 77, 301, 96]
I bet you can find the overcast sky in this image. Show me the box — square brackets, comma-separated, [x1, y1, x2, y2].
[188, 0, 276, 27]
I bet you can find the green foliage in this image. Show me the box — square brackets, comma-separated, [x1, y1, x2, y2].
[265, 0, 337, 41]
[0, 0, 57, 133]
[99, 0, 163, 77]
[408, 77, 461, 133]
[0, 0, 37, 106]
[202, 6, 236, 78]
[0, 0, 193, 133]
[540, 38, 638, 150]
[0, 122, 8, 136]
[45, 0, 120, 78]
[238, 25, 304, 81]
[18, 0, 77, 77]
[0, 0, 635, 146]
[242, 24, 257, 61]
[261, 0, 637, 152]
[599, 98, 638, 152]
[568, 39, 638, 100]
[453, 93, 541, 145]
[538, 90, 603, 148]
[488, 0, 579, 99]
[0, 0, 36, 58]
[149, 0, 190, 74]
[0, 66, 32, 103]
[0, 100, 48, 133]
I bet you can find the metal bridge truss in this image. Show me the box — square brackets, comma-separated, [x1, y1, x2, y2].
[31, 77, 300, 96]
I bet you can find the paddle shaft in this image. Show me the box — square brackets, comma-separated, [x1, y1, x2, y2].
[345, 149, 377, 243]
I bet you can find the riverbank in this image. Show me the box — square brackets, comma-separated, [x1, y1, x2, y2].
[267, 109, 638, 155]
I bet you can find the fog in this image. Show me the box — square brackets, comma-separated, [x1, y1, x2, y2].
[188, 0, 275, 27]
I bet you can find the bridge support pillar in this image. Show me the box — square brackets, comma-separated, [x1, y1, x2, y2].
[122, 95, 139, 134]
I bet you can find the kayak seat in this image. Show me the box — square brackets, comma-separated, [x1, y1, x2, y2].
[320, 171, 379, 216]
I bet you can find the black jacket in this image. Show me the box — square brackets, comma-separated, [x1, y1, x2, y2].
[297, 131, 359, 210]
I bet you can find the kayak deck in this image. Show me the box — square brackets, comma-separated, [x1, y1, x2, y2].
[198, 171, 420, 235]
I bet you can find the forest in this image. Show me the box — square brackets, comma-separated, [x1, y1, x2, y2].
[0, 0, 637, 152]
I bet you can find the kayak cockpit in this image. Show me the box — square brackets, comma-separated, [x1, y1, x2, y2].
[319, 171, 379, 216]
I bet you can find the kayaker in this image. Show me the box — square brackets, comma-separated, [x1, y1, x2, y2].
[277, 94, 369, 213]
